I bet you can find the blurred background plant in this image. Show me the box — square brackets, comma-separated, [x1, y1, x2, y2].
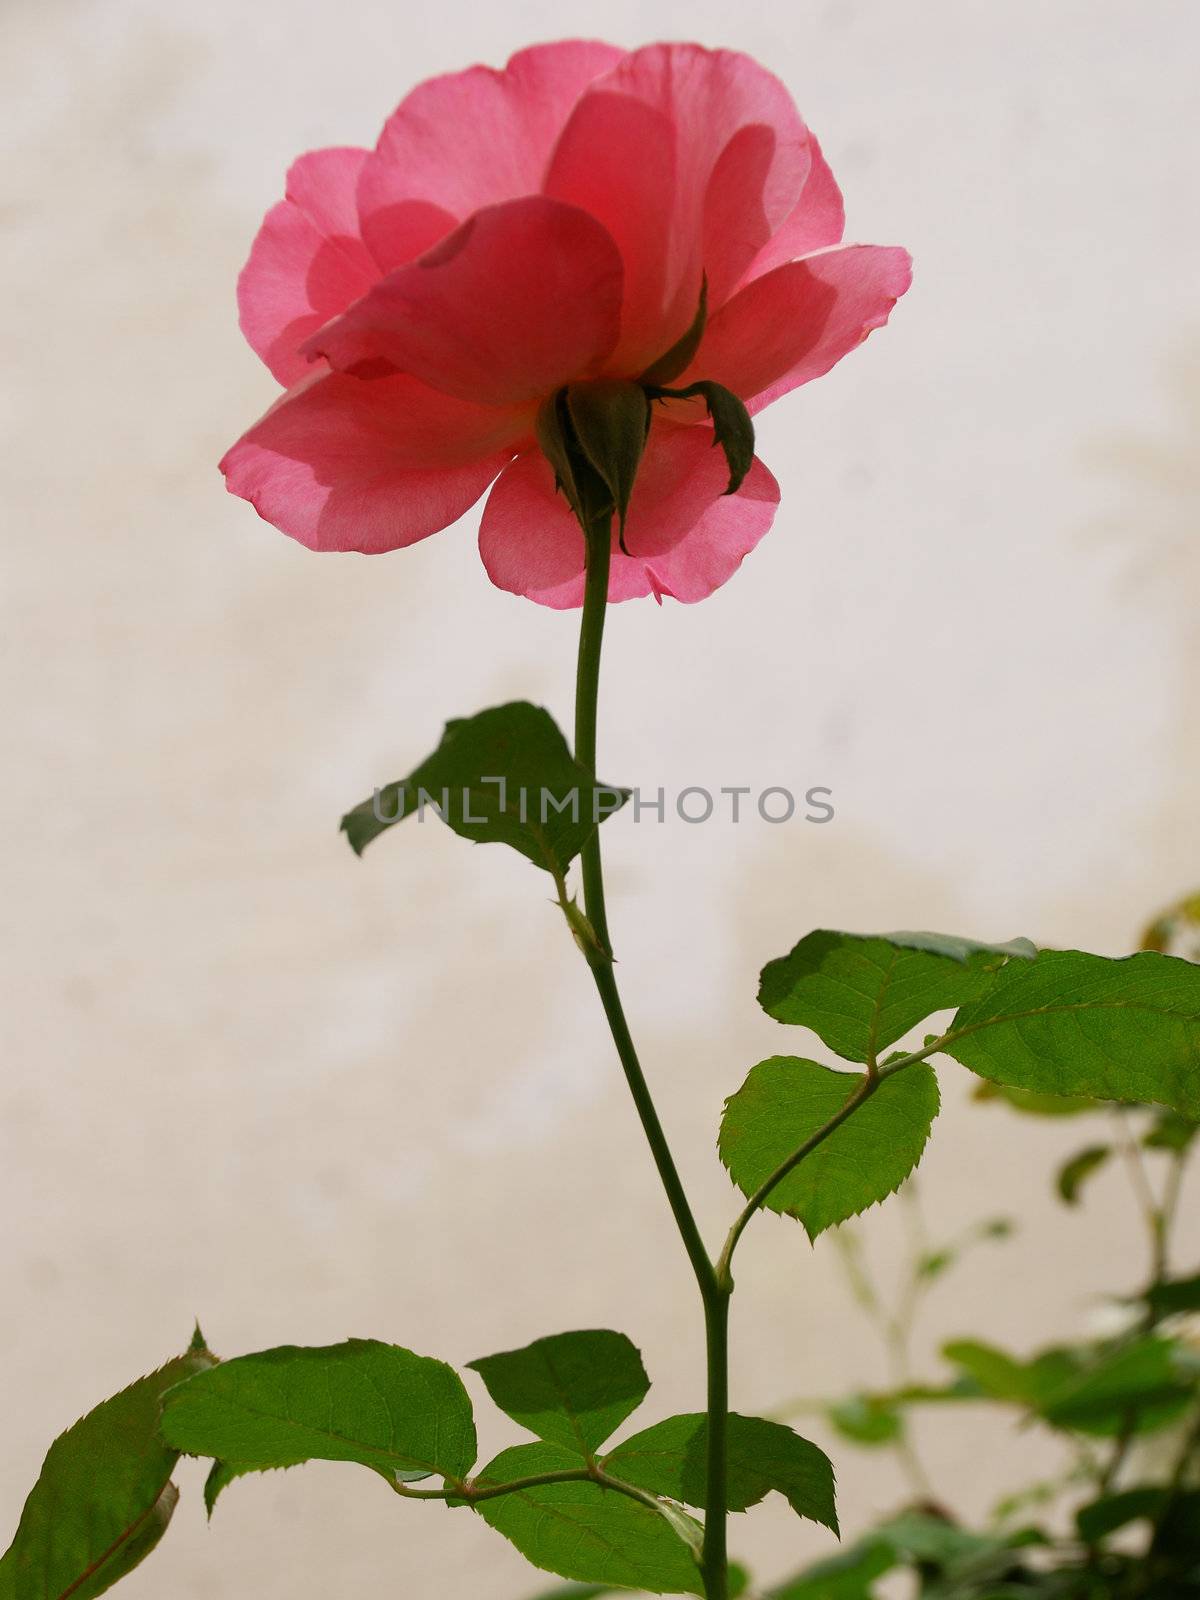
[526, 889, 1200, 1600]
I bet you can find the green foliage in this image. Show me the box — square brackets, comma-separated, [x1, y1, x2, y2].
[467, 1330, 649, 1456]
[940, 949, 1200, 1115]
[757, 930, 1035, 1065]
[160, 1339, 476, 1484]
[603, 1412, 837, 1531]
[719, 1057, 940, 1237]
[1074, 1485, 1172, 1544]
[1143, 1108, 1199, 1151]
[0, 1340, 213, 1600]
[1055, 1144, 1112, 1204]
[972, 1080, 1100, 1116]
[758, 932, 1200, 1119]
[472, 1441, 704, 1595]
[523, 1588, 615, 1600]
[520, 1564, 751, 1600]
[1038, 1337, 1196, 1435]
[1145, 1271, 1200, 1318]
[941, 1337, 1070, 1405]
[942, 1335, 1196, 1437]
[768, 1537, 895, 1598]
[340, 703, 627, 873]
[769, 1513, 1053, 1600]
[827, 1394, 904, 1446]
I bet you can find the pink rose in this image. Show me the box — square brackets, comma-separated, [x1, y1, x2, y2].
[223, 40, 911, 606]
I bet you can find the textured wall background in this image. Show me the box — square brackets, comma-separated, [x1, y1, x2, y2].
[3, 0, 1198, 1594]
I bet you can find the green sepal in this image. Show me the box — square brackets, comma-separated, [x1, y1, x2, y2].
[565, 380, 650, 537]
[535, 391, 611, 532]
[646, 380, 755, 494]
[638, 276, 708, 386]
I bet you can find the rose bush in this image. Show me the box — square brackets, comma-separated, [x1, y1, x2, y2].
[223, 40, 911, 604]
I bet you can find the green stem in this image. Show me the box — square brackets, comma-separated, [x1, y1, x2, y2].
[575, 513, 613, 957]
[572, 514, 716, 1301]
[571, 512, 727, 1598]
[702, 1289, 732, 1599]
[392, 1464, 676, 1517]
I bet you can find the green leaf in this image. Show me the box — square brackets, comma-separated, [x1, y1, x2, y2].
[941, 1339, 1082, 1408]
[942, 1336, 1195, 1437]
[758, 930, 1035, 1065]
[472, 1442, 703, 1595]
[521, 1587, 617, 1600]
[827, 1395, 904, 1446]
[1143, 1109, 1199, 1151]
[1055, 1144, 1111, 1204]
[638, 277, 708, 386]
[340, 703, 627, 873]
[603, 1412, 837, 1531]
[769, 1539, 896, 1599]
[1075, 1486, 1168, 1544]
[204, 1460, 254, 1516]
[467, 1330, 649, 1456]
[1145, 1272, 1200, 1318]
[0, 1342, 213, 1600]
[719, 1057, 940, 1238]
[203, 1453, 430, 1516]
[161, 1339, 476, 1483]
[522, 1588, 615, 1600]
[67, 1483, 179, 1600]
[972, 1080, 1100, 1116]
[518, 1566, 750, 1600]
[565, 381, 650, 534]
[938, 949, 1200, 1116]
[1037, 1337, 1195, 1435]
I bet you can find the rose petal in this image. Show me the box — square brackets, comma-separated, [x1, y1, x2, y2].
[552, 43, 813, 349]
[736, 131, 845, 287]
[638, 453, 780, 602]
[238, 147, 380, 385]
[306, 196, 624, 407]
[479, 416, 778, 606]
[477, 448, 655, 607]
[221, 369, 529, 553]
[543, 90, 677, 372]
[357, 40, 625, 272]
[686, 243, 913, 412]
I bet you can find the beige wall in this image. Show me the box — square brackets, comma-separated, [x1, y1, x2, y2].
[2, 0, 1198, 1594]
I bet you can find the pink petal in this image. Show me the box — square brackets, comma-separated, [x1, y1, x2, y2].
[238, 148, 380, 385]
[736, 131, 845, 287]
[550, 44, 813, 354]
[477, 447, 654, 607]
[686, 243, 913, 413]
[478, 417, 779, 607]
[306, 196, 624, 407]
[543, 90, 677, 372]
[220, 369, 529, 554]
[357, 40, 625, 272]
[637, 454, 780, 602]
